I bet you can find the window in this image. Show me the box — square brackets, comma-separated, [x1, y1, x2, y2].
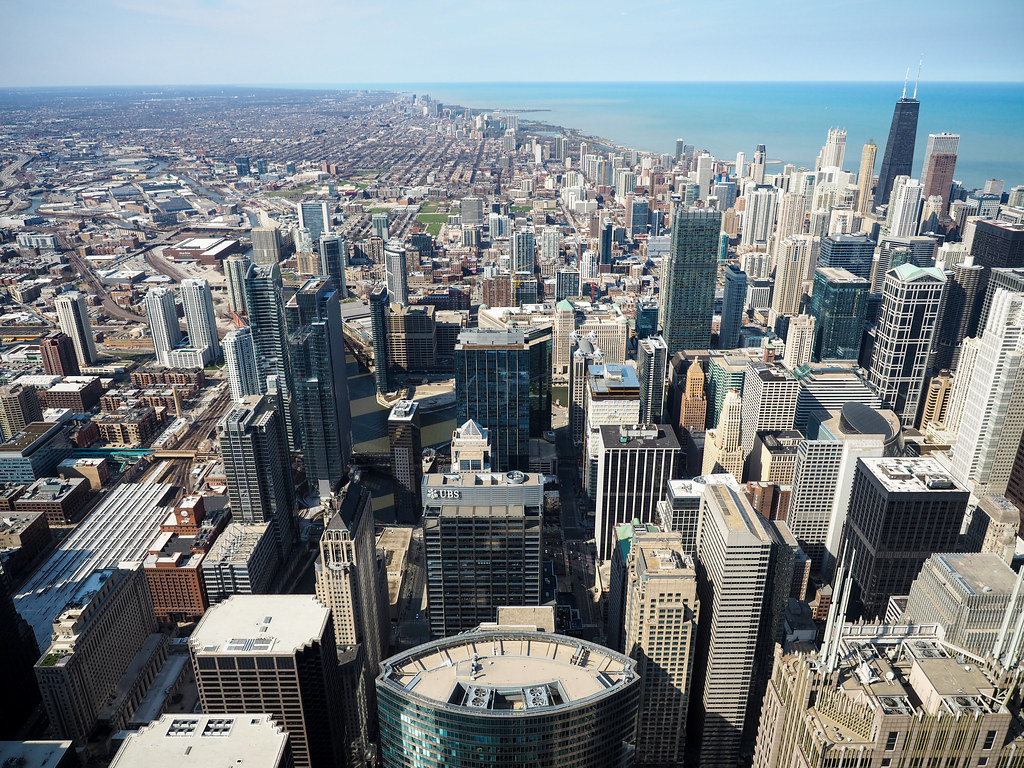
[983, 730, 997, 750]
[885, 731, 898, 751]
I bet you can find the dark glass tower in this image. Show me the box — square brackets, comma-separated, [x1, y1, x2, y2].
[818, 233, 876, 282]
[659, 207, 721, 356]
[873, 94, 921, 209]
[243, 263, 299, 450]
[809, 267, 870, 361]
[718, 264, 748, 349]
[369, 284, 393, 395]
[286, 277, 352, 498]
[599, 219, 613, 266]
[455, 328, 551, 472]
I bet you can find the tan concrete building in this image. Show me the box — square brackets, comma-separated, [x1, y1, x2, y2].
[623, 531, 699, 768]
[34, 566, 159, 744]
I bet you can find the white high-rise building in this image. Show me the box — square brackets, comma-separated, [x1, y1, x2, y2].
[741, 185, 780, 247]
[943, 337, 979, 434]
[735, 151, 745, 180]
[54, 292, 98, 367]
[702, 388, 745, 482]
[297, 201, 331, 243]
[782, 315, 816, 369]
[180, 278, 221, 363]
[752, 144, 767, 185]
[692, 484, 791, 768]
[950, 289, 1024, 496]
[384, 240, 408, 306]
[224, 326, 262, 402]
[773, 192, 807, 254]
[739, 360, 800, 454]
[696, 153, 715, 198]
[144, 286, 181, 366]
[541, 226, 560, 262]
[771, 236, 812, 318]
[868, 264, 946, 425]
[786, 406, 895, 576]
[251, 227, 282, 266]
[816, 127, 847, 171]
[887, 178, 924, 238]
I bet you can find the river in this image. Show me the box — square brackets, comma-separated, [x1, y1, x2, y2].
[346, 352, 456, 522]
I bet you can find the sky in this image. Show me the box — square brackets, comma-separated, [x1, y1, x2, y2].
[2, 0, 1023, 87]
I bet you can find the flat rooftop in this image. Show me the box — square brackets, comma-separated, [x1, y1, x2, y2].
[928, 552, 1019, 597]
[380, 631, 636, 712]
[0, 742, 75, 768]
[191, 595, 330, 656]
[861, 457, 967, 494]
[15, 482, 173, 649]
[109, 714, 289, 767]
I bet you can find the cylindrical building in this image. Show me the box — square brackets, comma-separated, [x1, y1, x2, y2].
[376, 630, 640, 767]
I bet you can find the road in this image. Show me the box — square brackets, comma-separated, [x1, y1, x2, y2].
[393, 527, 431, 651]
[58, 238, 147, 323]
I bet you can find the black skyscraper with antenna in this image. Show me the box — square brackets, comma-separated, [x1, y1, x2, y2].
[873, 66, 922, 210]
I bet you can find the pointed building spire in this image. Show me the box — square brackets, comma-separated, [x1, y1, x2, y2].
[913, 56, 922, 99]
[902, 67, 909, 99]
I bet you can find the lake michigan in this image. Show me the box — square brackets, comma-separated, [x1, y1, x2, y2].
[377, 81, 1023, 190]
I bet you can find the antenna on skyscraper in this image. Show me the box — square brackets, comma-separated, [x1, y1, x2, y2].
[913, 57, 923, 99]
[902, 68, 909, 99]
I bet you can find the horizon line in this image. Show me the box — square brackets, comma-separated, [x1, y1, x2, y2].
[3, 79, 1023, 90]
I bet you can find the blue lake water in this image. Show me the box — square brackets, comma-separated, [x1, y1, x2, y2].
[378, 81, 1024, 190]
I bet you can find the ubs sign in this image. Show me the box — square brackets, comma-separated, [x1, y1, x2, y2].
[426, 488, 462, 500]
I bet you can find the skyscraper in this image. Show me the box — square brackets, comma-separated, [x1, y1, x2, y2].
[771, 235, 812, 320]
[455, 328, 551, 472]
[318, 235, 346, 292]
[932, 254, 983, 371]
[40, 331, 79, 377]
[569, 332, 603, 446]
[34, 566, 157, 745]
[752, 144, 766, 185]
[840, 457, 968, 618]
[637, 335, 668, 424]
[383, 240, 409, 306]
[297, 200, 331, 243]
[368, 284, 393, 396]
[286, 277, 352, 499]
[856, 140, 877, 214]
[512, 228, 535, 273]
[243, 263, 297, 449]
[719, 264, 747, 349]
[594, 424, 682, 561]
[314, 482, 388, 765]
[250, 226, 282, 266]
[54, 292, 98, 368]
[739, 360, 800, 455]
[388, 400, 422, 522]
[660, 207, 721, 356]
[970, 219, 1024, 270]
[818, 233, 875, 281]
[622, 530, 699, 768]
[377, 631, 640, 768]
[691, 484, 792, 768]
[786, 404, 895, 576]
[180, 278, 221, 363]
[223, 326, 261, 403]
[949, 288, 1024, 497]
[873, 84, 921, 209]
[190, 595, 347, 768]
[816, 127, 846, 170]
[144, 286, 181, 366]
[702, 388, 745, 482]
[809, 267, 870, 361]
[887, 177, 924, 237]
[741, 185, 780, 247]
[0, 580, 41, 737]
[868, 263, 946, 425]
[627, 196, 650, 238]
[920, 131, 959, 190]
[223, 252, 252, 313]
[371, 211, 389, 239]
[422, 471, 543, 636]
[782, 314, 815, 368]
[217, 395, 295, 555]
[461, 196, 484, 228]
[599, 219, 613, 266]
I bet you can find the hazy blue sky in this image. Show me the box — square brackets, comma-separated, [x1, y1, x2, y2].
[3, 0, 1023, 87]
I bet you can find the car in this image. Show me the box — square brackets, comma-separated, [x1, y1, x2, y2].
[415, 613, 420, 620]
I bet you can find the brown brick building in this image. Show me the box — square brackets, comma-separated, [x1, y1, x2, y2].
[14, 476, 90, 525]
